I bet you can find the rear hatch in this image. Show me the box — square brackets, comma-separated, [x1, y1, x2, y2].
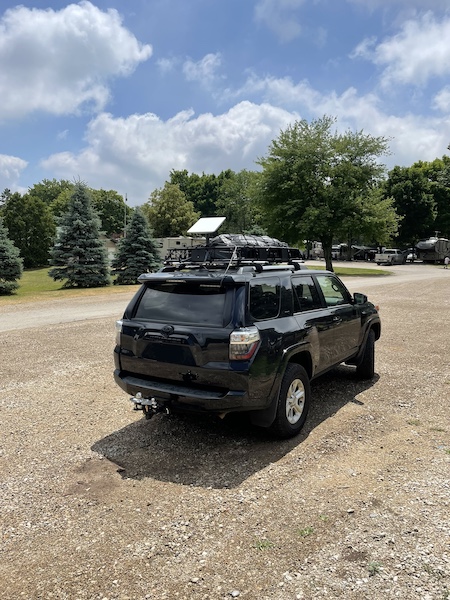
[117, 276, 248, 402]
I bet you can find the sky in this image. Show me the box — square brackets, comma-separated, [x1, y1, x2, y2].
[1, 1, 450, 207]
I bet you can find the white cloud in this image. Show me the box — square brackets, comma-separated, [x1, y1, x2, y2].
[347, 0, 450, 9]
[367, 13, 450, 87]
[41, 102, 297, 204]
[254, 0, 305, 42]
[39, 67, 450, 206]
[433, 87, 450, 112]
[157, 57, 179, 74]
[182, 53, 223, 85]
[350, 36, 377, 60]
[228, 74, 450, 168]
[0, 1, 152, 119]
[0, 154, 28, 192]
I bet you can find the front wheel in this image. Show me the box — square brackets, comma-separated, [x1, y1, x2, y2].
[269, 364, 310, 438]
[356, 330, 375, 379]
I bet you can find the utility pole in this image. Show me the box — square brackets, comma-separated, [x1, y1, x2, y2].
[124, 194, 127, 238]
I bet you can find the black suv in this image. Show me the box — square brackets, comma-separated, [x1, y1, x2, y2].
[114, 238, 380, 438]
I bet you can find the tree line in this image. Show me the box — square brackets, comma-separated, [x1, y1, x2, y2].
[1, 116, 450, 292]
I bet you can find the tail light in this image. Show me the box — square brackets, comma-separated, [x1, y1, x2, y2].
[115, 320, 123, 345]
[229, 326, 260, 360]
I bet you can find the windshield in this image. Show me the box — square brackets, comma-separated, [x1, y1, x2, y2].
[134, 281, 230, 326]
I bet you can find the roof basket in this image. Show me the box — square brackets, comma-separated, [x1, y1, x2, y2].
[164, 233, 303, 267]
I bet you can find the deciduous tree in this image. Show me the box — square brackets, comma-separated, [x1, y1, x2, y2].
[383, 165, 437, 246]
[169, 169, 235, 217]
[257, 116, 396, 270]
[142, 183, 200, 238]
[28, 179, 73, 209]
[91, 189, 132, 237]
[215, 170, 262, 233]
[415, 157, 450, 238]
[2, 192, 56, 268]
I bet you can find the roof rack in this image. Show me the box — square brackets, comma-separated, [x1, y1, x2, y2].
[163, 233, 305, 271]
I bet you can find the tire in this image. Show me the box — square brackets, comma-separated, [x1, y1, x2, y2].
[269, 364, 310, 438]
[356, 330, 375, 379]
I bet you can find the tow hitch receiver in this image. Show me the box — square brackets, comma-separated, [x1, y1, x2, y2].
[129, 392, 168, 420]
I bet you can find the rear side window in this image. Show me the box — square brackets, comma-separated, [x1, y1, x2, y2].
[292, 276, 322, 312]
[249, 278, 280, 320]
[316, 275, 351, 307]
[134, 282, 229, 325]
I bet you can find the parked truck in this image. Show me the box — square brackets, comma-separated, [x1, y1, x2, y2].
[374, 249, 406, 265]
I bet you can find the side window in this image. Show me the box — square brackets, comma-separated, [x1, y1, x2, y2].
[316, 275, 351, 307]
[249, 278, 280, 320]
[292, 276, 322, 312]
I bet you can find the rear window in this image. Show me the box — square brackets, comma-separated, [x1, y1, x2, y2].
[249, 278, 280, 320]
[134, 282, 229, 326]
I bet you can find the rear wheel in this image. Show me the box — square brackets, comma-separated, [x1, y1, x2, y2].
[269, 364, 310, 438]
[356, 330, 375, 379]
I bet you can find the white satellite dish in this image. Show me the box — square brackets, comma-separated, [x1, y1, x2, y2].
[187, 216, 226, 235]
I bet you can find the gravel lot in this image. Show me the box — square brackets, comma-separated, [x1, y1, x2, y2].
[1, 263, 449, 600]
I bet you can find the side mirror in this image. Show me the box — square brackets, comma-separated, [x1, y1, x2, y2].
[353, 292, 367, 305]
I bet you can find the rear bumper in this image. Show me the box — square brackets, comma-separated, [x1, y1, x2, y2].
[114, 370, 249, 412]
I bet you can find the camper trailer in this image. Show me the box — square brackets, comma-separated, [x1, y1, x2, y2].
[416, 236, 450, 263]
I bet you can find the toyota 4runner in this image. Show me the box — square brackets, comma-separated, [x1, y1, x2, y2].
[114, 237, 380, 438]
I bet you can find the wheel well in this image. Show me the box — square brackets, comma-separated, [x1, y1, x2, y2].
[289, 351, 313, 379]
[371, 323, 381, 341]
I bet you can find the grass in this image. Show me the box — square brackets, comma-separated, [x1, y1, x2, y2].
[298, 526, 314, 538]
[0, 268, 139, 305]
[367, 561, 382, 576]
[307, 264, 391, 277]
[254, 539, 274, 551]
[1, 262, 390, 306]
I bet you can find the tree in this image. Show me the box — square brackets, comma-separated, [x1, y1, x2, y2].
[257, 116, 395, 270]
[416, 157, 450, 238]
[49, 183, 110, 288]
[91, 189, 132, 237]
[1, 188, 12, 207]
[169, 169, 235, 216]
[2, 193, 56, 268]
[28, 179, 73, 206]
[142, 183, 200, 237]
[0, 217, 23, 295]
[383, 165, 437, 246]
[111, 209, 161, 284]
[215, 170, 262, 233]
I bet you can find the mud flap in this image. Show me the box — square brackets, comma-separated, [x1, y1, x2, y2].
[249, 392, 279, 428]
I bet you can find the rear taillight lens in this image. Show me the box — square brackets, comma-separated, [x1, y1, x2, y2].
[115, 320, 123, 345]
[229, 326, 260, 360]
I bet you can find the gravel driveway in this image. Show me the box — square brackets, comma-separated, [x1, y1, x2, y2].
[1, 263, 449, 599]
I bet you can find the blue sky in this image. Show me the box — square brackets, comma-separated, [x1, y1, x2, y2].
[1, 0, 450, 206]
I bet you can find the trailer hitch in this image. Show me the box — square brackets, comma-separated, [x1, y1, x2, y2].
[130, 392, 169, 420]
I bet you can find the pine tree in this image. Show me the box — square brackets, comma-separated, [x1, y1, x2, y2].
[111, 208, 161, 284]
[0, 217, 23, 295]
[49, 183, 110, 288]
